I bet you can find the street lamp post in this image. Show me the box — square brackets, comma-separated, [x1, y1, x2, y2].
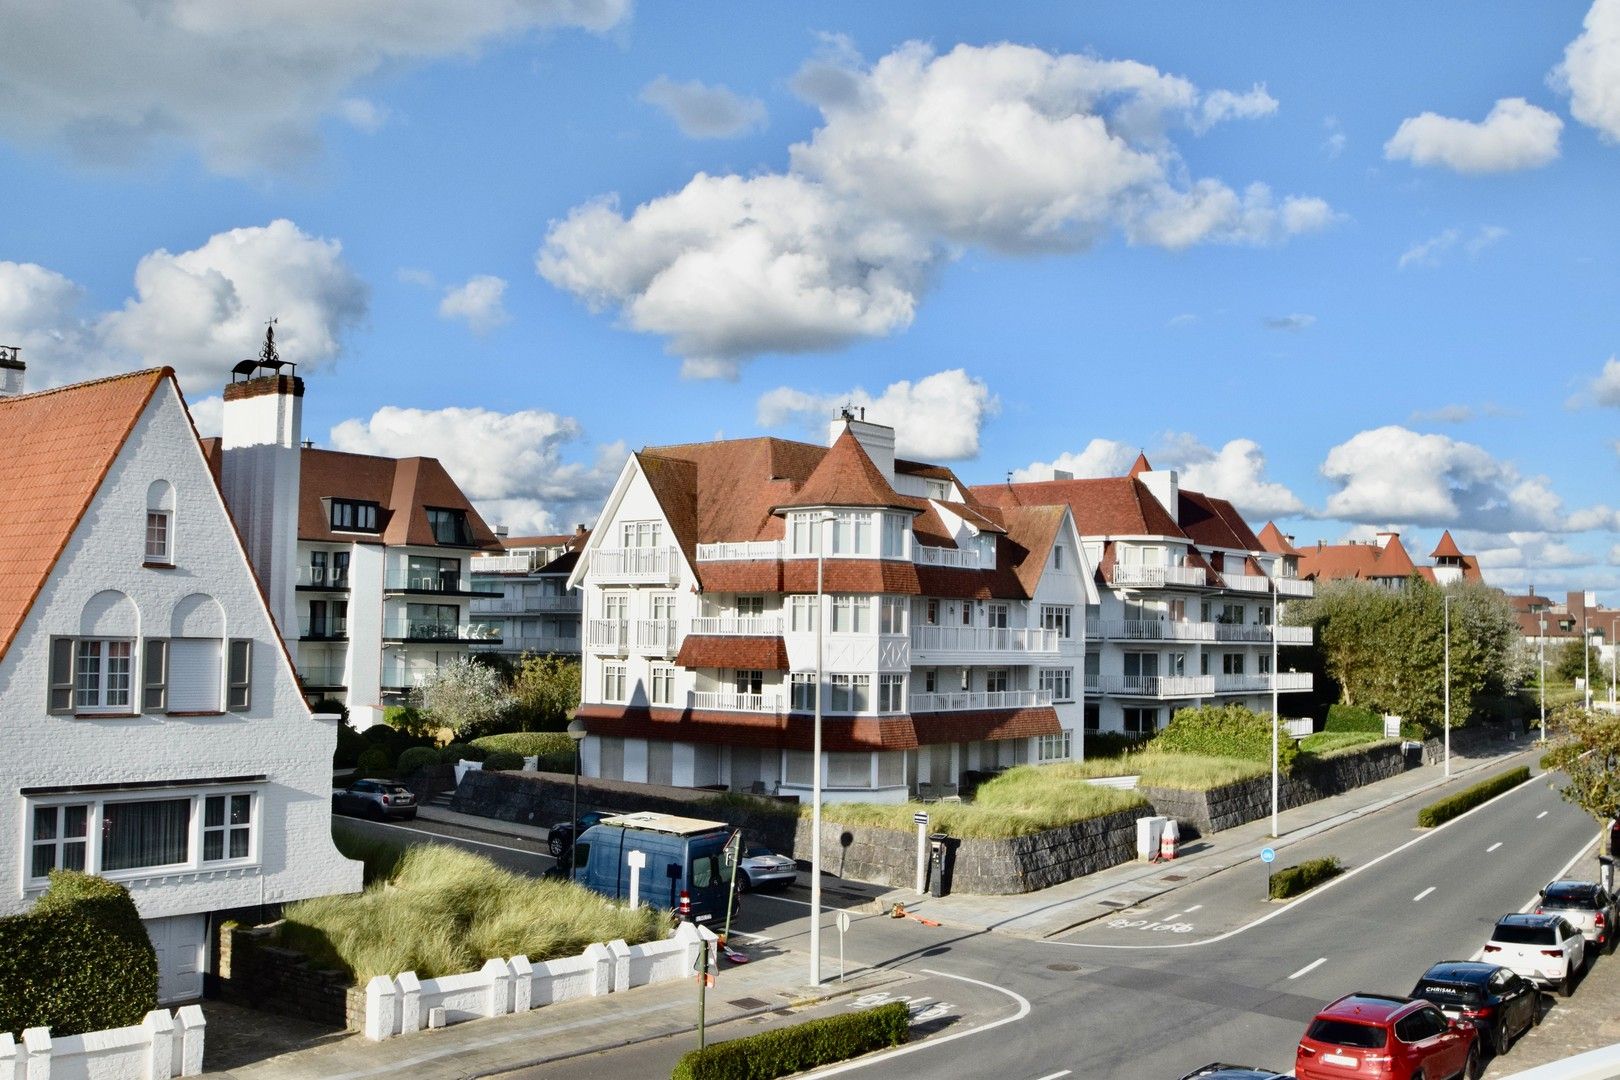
[809, 510, 834, 988]
[1271, 573, 1279, 839]
[1584, 612, 1593, 712]
[567, 716, 587, 863]
[1443, 593, 1452, 778]
[1539, 615, 1547, 743]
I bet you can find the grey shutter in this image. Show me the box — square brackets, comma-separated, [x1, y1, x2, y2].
[48, 637, 75, 714]
[143, 638, 169, 713]
[227, 639, 252, 711]
[167, 639, 221, 712]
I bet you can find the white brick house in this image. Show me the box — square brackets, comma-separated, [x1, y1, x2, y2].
[0, 363, 361, 1003]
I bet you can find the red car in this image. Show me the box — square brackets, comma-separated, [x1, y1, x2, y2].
[1297, 993, 1480, 1080]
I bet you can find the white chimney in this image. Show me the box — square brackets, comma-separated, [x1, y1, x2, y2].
[827, 412, 896, 482]
[1375, 531, 1398, 549]
[0, 345, 23, 397]
[1139, 469, 1180, 522]
[1052, 468, 1074, 481]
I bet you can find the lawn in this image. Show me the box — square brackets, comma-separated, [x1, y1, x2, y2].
[1063, 750, 1271, 790]
[1298, 731, 1391, 755]
[831, 764, 1149, 839]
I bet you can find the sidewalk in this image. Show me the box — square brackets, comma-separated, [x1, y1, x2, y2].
[867, 737, 1539, 939]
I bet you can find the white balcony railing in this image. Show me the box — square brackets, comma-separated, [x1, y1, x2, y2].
[297, 664, 347, 687]
[1274, 625, 1314, 645]
[689, 691, 786, 714]
[1275, 672, 1314, 691]
[913, 544, 981, 570]
[1274, 577, 1315, 598]
[384, 570, 474, 594]
[1092, 619, 1215, 642]
[908, 689, 1052, 712]
[634, 619, 679, 656]
[689, 616, 785, 636]
[1112, 565, 1208, 588]
[593, 547, 680, 584]
[1210, 672, 1315, 694]
[471, 553, 539, 574]
[1222, 574, 1271, 593]
[1214, 624, 1273, 643]
[587, 619, 630, 652]
[696, 540, 784, 562]
[498, 635, 582, 655]
[296, 564, 350, 589]
[381, 620, 500, 642]
[1094, 674, 1216, 698]
[910, 625, 1059, 656]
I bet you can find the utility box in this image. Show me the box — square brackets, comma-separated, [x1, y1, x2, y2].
[1136, 816, 1168, 861]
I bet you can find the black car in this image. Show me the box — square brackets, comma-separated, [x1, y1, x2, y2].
[1410, 960, 1538, 1059]
[332, 779, 417, 821]
[1177, 1066, 1291, 1080]
[548, 810, 612, 857]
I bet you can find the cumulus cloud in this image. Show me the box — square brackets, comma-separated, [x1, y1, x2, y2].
[1, 219, 367, 395]
[1012, 439, 1142, 483]
[640, 76, 766, 138]
[188, 395, 224, 438]
[1155, 433, 1306, 518]
[0, 0, 630, 174]
[1553, 0, 1620, 142]
[1397, 224, 1507, 269]
[1384, 97, 1562, 173]
[1263, 313, 1315, 332]
[539, 40, 1333, 376]
[330, 405, 624, 534]
[1409, 403, 1476, 424]
[1571, 355, 1620, 407]
[438, 274, 509, 334]
[1322, 116, 1347, 159]
[756, 369, 998, 461]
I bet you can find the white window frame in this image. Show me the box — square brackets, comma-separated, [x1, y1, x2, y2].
[830, 595, 870, 634]
[790, 671, 816, 711]
[603, 663, 627, 703]
[145, 510, 172, 564]
[1041, 605, 1073, 639]
[1051, 544, 1064, 571]
[73, 638, 134, 714]
[29, 803, 89, 880]
[24, 786, 260, 888]
[650, 663, 675, 706]
[789, 594, 818, 632]
[620, 520, 662, 549]
[201, 792, 256, 865]
[829, 673, 872, 713]
[881, 513, 907, 559]
[878, 673, 906, 712]
[1038, 667, 1074, 703]
[879, 596, 907, 636]
[1037, 731, 1073, 762]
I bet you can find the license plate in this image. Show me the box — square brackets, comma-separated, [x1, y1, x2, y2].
[1322, 1053, 1358, 1068]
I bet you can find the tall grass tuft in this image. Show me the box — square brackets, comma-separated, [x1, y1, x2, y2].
[833, 765, 1148, 839]
[1061, 751, 1269, 790]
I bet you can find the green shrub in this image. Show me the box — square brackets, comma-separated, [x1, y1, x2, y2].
[363, 725, 397, 746]
[334, 722, 368, 769]
[384, 705, 443, 740]
[1269, 856, 1344, 900]
[1417, 767, 1531, 828]
[0, 872, 157, 1038]
[309, 697, 350, 723]
[396, 746, 441, 778]
[1325, 703, 1381, 733]
[1299, 731, 1380, 755]
[834, 764, 1147, 839]
[1083, 730, 1154, 759]
[472, 731, 574, 757]
[1152, 704, 1301, 771]
[482, 750, 525, 771]
[440, 741, 487, 764]
[671, 1002, 909, 1080]
[332, 823, 408, 885]
[356, 747, 393, 779]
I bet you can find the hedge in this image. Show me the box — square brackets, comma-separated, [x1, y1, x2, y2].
[671, 1002, 909, 1080]
[439, 741, 487, 764]
[334, 722, 368, 769]
[355, 747, 393, 778]
[1083, 730, 1154, 759]
[1325, 704, 1381, 733]
[1154, 704, 1300, 771]
[396, 745, 441, 778]
[482, 749, 525, 771]
[0, 872, 157, 1038]
[1417, 767, 1531, 828]
[1269, 857, 1343, 900]
[472, 731, 574, 759]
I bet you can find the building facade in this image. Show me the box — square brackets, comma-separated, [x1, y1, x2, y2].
[0, 362, 360, 1003]
[469, 528, 588, 661]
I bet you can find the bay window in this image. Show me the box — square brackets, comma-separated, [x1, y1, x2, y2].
[881, 513, 907, 558]
[831, 512, 872, 555]
[878, 674, 906, 712]
[830, 595, 870, 633]
[31, 804, 88, 878]
[829, 674, 871, 712]
[789, 594, 818, 631]
[25, 788, 259, 885]
[790, 671, 816, 710]
[101, 798, 192, 872]
[879, 596, 906, 635]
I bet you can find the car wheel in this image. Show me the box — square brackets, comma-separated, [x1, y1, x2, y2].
[1464, 1044, 1482, 1080]
[1560, 970, 1575, 998]
[1531, 993, 1542, 1026]
[548, 835, 565, 857]
[736, 871, 752, 893]
[1494, 1019, 1510, 1057]
[1607, 933, 1616, 956]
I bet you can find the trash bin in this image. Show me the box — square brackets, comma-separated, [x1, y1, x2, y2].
[1601, 855, 1615, 894]
[1401, 740, 1424, 769]
[1136, 816, 1168, 862]
[928, 833, 952, 898]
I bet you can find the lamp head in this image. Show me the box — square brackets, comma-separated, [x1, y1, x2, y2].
[567, 717, 588, 743]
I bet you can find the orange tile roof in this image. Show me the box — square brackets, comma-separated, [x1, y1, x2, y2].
[1298, 536, 1418, 582]
[1258, 521, 1301, 557]
[299, 448, 500, 549]
[1431, 530, 1465, 559]
[674, 635, 791, 671]
[1178, 490, 1264, 550]
[0, 369, 169, 661]
[772, 426, 910, 512]
[973, 477, 1185, 539]
[1128, 452, 1152, 478]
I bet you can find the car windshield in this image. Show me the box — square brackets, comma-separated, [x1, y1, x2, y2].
[1493, 923, 1556, 945]
[383, 785, 410, 795]
[1544, 885, 1597, 908]
[1307, 1019, 1387, 1048]
[1413, 981, 1483, 1005]
[744, 846, 775, 858]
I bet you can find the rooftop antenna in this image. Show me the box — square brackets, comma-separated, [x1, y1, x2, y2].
[838, 403, 856, 423]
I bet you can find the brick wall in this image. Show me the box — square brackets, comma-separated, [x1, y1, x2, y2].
[214, 921, 357, 1029]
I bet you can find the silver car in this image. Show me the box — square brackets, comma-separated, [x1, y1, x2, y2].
[1537, 879, 1619, 955]
[734, 845, 797, 891]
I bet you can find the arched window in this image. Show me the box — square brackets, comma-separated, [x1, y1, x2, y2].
[146, 480, 175, 565]
[48, 591, 138, 715]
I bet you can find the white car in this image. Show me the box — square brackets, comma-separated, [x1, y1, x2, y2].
[734, 845, 798, 891]
[1482, 913, 1585, 997]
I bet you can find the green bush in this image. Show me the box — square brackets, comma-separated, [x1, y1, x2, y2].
[440, 741, 487, 764]
[474, 731, 575, 771]
[334, 722, 368, 769]
[1083, 730, 1154, 759]
[1269, 856, 1344, 900]
[1299, 731, 1380, 755]
[671, 1002, 909, 1080]
[356, 747, 393, 779]
[396, 746, 441, 778]
[363, 725, 397, 746]
[482, 750, 525, 771]
[1325, 703, 1381, 733]
[332, 822, 408, 885]
[834, 764, 1147, 839]
[309, 697, 350, 723]
[0, 872, 157, 1038]
[1417, 767, 1531, 828]
[1153, 704, 1301, 771]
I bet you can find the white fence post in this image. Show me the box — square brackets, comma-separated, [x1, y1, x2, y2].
[0, 1033, 17, 1080]
[508, 956, 533, 1014]
[583, 943, 613, 996]
[20, 1028, 49, 1080]
[175, 1005, 206, 1077]
[395, 972, 422, 1035]
[364, 975, 397, 1041]
[605, 940, 631, 993]
[482, 958, 511, 1018]
[143, 1010, 175, 1080]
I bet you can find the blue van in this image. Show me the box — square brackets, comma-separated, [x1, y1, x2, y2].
[570, 812, 737, 922]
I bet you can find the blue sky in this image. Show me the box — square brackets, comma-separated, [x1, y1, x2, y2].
[5, 2, 1620, 599]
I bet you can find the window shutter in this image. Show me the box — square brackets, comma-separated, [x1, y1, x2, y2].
[167, 639, 222, 712]
[48, 637, 75, 714]
[227, 639, 253, 711]
[143, 639, 169, 712]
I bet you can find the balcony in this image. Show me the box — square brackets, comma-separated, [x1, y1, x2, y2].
[472, 594, 582, 615]
[471, 553, 541, 574]
[1214, 673, 1315, 694]
[1092, 619, 1215, 642]
[1222, 574, 1271, 593]
[909, 689, 1053, 712]
[298, 615, 347, 640]
[593, 546, 681, 585]
[296, 565, 349, 591]
[1094, 674, 1216, 698]
[696, 540, 784, 562]
[381, 620, 501, 643]
[1112, 565, 1207, 589]
[689, 691, 786, 714]
[587, 619, 630, 654]
[689, 616, 785, 636]
[497, 634, 582, 656]
[635, 619, 679, 657]
[910, 625, 1059, 662]
[1274, 625, 1314, 646]
[1214, 624, 1273, 643]
[913, 544, 981, 570]
[1274, 577, 1315, 599]
[384, 570, 499, 597]
[297, 664, 346, 689]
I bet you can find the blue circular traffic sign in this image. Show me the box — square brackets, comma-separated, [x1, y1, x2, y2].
[1260, 847, 1277, 864]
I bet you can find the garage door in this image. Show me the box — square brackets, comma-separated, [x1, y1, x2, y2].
[147, 914, 207, 1002]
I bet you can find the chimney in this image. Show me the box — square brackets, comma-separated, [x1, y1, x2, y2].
[219, 326, 303, 646]
[1052, 468, 1074, 481]
[1139, 468, 1179, 523]
[827, 414, 896, 482]
[1375, 531, 1398, 549]
[576, 523, 587, 535]
[494, 524, 509, 538]
[0, 345, 23, 397]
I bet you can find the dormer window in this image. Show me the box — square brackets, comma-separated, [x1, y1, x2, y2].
[926, 479, 950, 500]
[330, 499, 379, 532]
[427, 508, 470, 545]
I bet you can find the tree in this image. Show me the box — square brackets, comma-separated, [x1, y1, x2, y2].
[1542, 707, 1620, 824]
[419, 656, 513, 738]
[511, 653, 582, 732]
[1553, 639, 1601, 686]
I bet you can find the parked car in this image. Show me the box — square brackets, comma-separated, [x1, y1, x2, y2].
[1410, 961, 1538, 1059]
[733, 845, 798, 891]
[548, 809, 611, 858]
[332, 779, 417, 821]
[1482, 913, 1586, 997]
[1295, 993, 1479, 1080]
[1535, 879, 1619, 955]
[1177, 1066, 1292, 1079]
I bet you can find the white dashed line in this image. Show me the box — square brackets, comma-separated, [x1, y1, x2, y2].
[1538, 811, 1549, 819]
[1414, 887, 1436, 902]
[1032, 1072, 1072, 1080]
[1289, 957, 1328, 980]
[1185, 904, 1203, 912]
[1488, 842, 1503, 853]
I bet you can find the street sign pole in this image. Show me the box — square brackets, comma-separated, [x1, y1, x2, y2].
[836, 910, 850, 982]
[1260, 846, 1277, 902]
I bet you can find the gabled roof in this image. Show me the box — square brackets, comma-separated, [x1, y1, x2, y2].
[973, 477, 1186, 539]
[1258, 521, 1301, 557]
[0, 369, 170, 661]
[1298, 536, 1417, 582]
[1127, 452, 1152, 478]
[771, 426, 909, 513]
[1178, 490, 1263, 551]
[1431, 530, 1465, 559]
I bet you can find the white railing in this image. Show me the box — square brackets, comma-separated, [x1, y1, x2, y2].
[910, 625, 1059, 655]
[593, 547, 679, 584]
[1275, 672, 1314, 691]
[1093, 619, 1215, 642]
[381, 620, 500, 642]
[298, 664, 347, 686]
[1214, 674, 1269, 693]
[1284, 717, 1314, 739]
[7, 1007, 207, 1077]
[634, 619, 679, 656]
[384, 570, 473, 593]
[295, 564, 350, 589]
[1222, 574, 1271, 593]
[471, 553, 540, 574]
[1094, 674, 1216, 697]
[500, 635, 581, 655]
[696, 540, 784, 562]
[908, 689, 1052, 712]
[689, 691, 786, 714]
[689, 616, 785, 636]
[1274, 625, 1313, 645]
[913, 544, 981, 570]
[1214, 624, 1273, 643]
[1274, 577, 1314, 598]
[587, 619, 630, 652]
[1112, 565, 1207, 588]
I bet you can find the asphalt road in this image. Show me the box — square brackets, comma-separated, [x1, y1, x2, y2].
[331, 812, 556, 876]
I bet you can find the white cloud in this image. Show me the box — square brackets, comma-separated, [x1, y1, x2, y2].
[1397, 224, 1508, 269]
[188, 395, 223, 438]
[1155, 433, 1306, 518]
[438, 274, 510, 334]
[539, 41, 1333, 376]
[1263, 313, 1315, 332]
[1322, 116, 1346, 159]
[756, 369, 998, 461]
[1553, 0, 1620, 142]
[1012, 439, 1141, 483]
[1384, 97, 1562, 173]
[1574, 355, 1620, 407]
[1192, 86, 1278, 133]
[1409, 403, 1476, 424]
[338, 97, 389, 133]
[640, 76, 766, 139]
[3, 219, 367, 395]
[329, 405, 624, 534]
[0, 0, 630, 174]
[1167, 312, 1198, 327]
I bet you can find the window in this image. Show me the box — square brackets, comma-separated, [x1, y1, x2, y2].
[604, 664, 627, 703]
[332, 550, 350, 587]
[790, 672, 816, 711]
[785, 750, 813, 786]
[1052, 544, 1064, 571]
[882, 513, 907, 558]
[202, 794, 252, 862]
[329, 499, 379, 532]
[735, 595, 764, 616]
[1217, 603, 1243, 625]
[876, 752, 904, 787]
[1084, 703, 1100, 731]
[1223, 653, 1246, 675]
[878, 674, 905, 712]
[71, 638, 133, 713]
[986, 603, 1008, 629]
[1124, 653, 1158, 677]
[145, 512, 171, 564]
[227, 639, 253, 710]
[404, 602, 457, 639]
[1041, 605, 1073, 638]
[1258, 654, 1273, 675]
[599, 737, 624, 780]
[831, 512, 872, 555]
[788, 513, 824, 555]
[734, 669, 764, 695]
[926, 479, 950, 500]
[405, 555, 462, 591]
[828, 752, 870, 787]
[651, 664, 675, 706]
[647, 741, 674, 786]
[603, 593, 629, 621]
[309, 550, 328, 586]
[830, 595, 870, 633]
[880, 597, 907, 635]
[426, 509, 470, 546]
[167, 638, 224, 713]
[925, 599, 940, 625]
[1083, 653, 1100, 686]
[789, 595, 817, 632]
[1124, 707, 1160, 734]
[961, 601, 972, 626]
[102, 798, 191, 872]
[1037, 731, 1073, 762]
[1167, 652, 1186, 677]
[651, 594, 678, 624]
[922, 669, 937, 693]
[829, 674, 871, 712]
[1257, 605, 1273, 626]
[620, 520, 663, 548]
[31, 804, 88, 879]
[1038, 668, 1073, 702]
[985, 669, 1009, 693]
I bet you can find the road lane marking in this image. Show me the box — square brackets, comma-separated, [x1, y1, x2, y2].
[1538, 811, 1549, 819]
[1414, 887, 1436, 902]
[354, 820, 549, 858]
[801, 969, 1031, 1077]
[1488, 842, 1503, 853]
[747, 892, 870, 915]
[1163, 911, 1184, 920]
[1289, 957, 1328, 980]
[1185, 904, 1202, 912]
[1032, 1073, 1072, 1080]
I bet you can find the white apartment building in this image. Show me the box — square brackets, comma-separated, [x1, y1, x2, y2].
[567, 416, 1093, 803]
[977, 455, 1315, 735]
[469, 528, 588, 660]
[0, 359, 360, 1003]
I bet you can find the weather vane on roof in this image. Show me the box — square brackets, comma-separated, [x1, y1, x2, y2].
[259, 318, 279, 366]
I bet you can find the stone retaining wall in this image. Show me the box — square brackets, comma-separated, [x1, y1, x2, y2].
[213, 922, 361, 1029]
